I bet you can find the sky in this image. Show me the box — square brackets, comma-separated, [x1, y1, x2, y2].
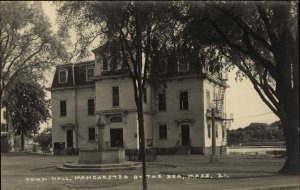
[41, 2, 279, 130]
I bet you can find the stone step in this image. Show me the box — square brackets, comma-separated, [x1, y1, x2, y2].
[63, 162, 141, 169]
[57, 165, 141, 172]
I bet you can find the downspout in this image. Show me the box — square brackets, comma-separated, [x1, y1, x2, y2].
[72, 64, 79, 151]
[202, 80, 206, 155]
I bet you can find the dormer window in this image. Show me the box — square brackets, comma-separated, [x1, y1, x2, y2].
[103, 57, 108, 71]
[116, 58, 122, 70]
[58, 70, 68, 84]
[157, 59, 167, 74]
[177, 57, 189, 72]
[112, 57, 122, 70]
[86, 67, 94, 81]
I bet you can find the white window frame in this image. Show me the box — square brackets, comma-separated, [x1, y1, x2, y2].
[115, 58, 122, 70]
[112, 86, 120, 107]
[60, 100, 67, 117]
[177, 57, 189, 72]
[158, 92, 167, 111]
[158, 124, 168, 140]
[179, 90, 189, 111]
[103, 56, 109, 71]
[86, 67, 94, 81]
[87, 98, 95, 116]
[88, 127, 96, 141]
[58, 69, 68, 84]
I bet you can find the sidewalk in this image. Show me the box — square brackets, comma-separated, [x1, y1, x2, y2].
[109, 175, 299, 190]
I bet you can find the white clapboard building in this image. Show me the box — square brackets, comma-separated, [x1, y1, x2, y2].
[48, 42, 232, 156]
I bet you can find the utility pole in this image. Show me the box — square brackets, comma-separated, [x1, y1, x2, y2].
[210, 107, 218, 163]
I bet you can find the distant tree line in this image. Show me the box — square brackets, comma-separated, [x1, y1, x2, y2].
[227, 121, 284, 145]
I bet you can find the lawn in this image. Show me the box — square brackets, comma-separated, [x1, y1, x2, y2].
[1, 152, 298, 190]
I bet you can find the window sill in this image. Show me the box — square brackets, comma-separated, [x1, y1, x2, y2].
[159, 138, 168, 141]
[87, 140, 97, 143]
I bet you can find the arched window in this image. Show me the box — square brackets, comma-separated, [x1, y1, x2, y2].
[110, 116, 122, 123]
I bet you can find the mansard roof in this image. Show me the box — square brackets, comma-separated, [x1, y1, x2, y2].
[92, 40, 121, 54]
[49, 61, 95, 90]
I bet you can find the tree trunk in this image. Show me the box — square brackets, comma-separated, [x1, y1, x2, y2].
[137, 102, 147, 187]
[279, 110, 299, 175]
[275, 26, 299, 175]
[277, 74, 299, 175]
[135, 4, 147, 190]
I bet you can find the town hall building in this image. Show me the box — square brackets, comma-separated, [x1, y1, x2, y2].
[48, 43, 233, 156]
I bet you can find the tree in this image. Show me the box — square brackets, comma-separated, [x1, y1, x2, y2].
[181, 1, 299, 175]
[5, 77, 50, 151]
[0, 1, 68, 109]
[56, 2, 179, 189]
[34, 127, 52, 153]
[227, 122, 284, 145]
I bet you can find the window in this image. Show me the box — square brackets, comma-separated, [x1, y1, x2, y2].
[3, 111, 7, 120]
[88, 128, 96, 141]
[103, 57, 108, 71]
[112, 57, 118, 70]
[60, 100, 67, 116]
[121, 58, 127, 69]
[157, 58, 167, 74]
[88, 99, 95, 115]
[216, 127, 219, 138]
[86, 68, 94, 81]
[177, 57, 189, 72]
[179, 91, 189, 110]
[143, 88, 147, 103]
[112, 86, 119, 107]
[222, 128, 225, 139]
[158, 93, 166, 111]
[206, 90, 211, 110]
[159, 125, 167, 140]
[58, 70, 68, 83]
[116, 58, 122, 70]
[208, 124, 211, 138]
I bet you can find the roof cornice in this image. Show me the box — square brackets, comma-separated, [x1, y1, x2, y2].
[46, 84, 95, 91]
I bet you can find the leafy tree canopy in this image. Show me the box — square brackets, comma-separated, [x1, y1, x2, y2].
[0, 1, 69, 105]
[5, 77, 50, 138]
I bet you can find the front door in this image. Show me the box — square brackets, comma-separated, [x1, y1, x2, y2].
[110, 128, 123, 147]
[181, 125, 190, 146]
[66, 129, 73, 148]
